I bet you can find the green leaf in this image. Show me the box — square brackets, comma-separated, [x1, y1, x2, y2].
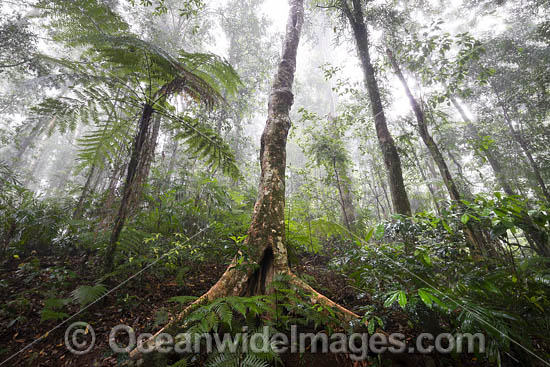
[398, 291, 407, 309]
[418, 289, 433, 308]
[423, 254, 432, 266]
[375, 224, 385, 240]
[367, 319, 375, 334]
[364, 227, 375, 242]
[384, 291, 400, 308]
[442, 220, 453, 234]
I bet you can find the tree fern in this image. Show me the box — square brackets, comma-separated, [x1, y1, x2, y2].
[36, 0, 242, 179]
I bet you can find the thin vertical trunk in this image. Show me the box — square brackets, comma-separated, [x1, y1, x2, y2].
[73, 163, 97, 219]
[131, 112, 162, 211]
[99, 160, 125, 229]
[164, 136, 179, 190]
[333, 158, 356, 231]
[450, 97, 516, 196]
[105, 103, 154, 271]
[367, 179, 383, 221]
[343, 0, 411, 216]
[388, 49, 461, 202]
[411, 148, 441, 215]
[388, 49, 489, 254]
[424, 152, 447, 201]
[451, 98, 549, 256]
[375, 164, 392, 215]
[445, 148, 474, 199]
[497, 95, 550, 202]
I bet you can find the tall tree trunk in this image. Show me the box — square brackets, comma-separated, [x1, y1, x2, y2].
[450, 97, 516, 196]
[495, 91, 550, 203]
[374, 162, 392, 216]
[183, 0, 307, 297]
[343, 0, 411, 216]
[99, 160, 125, 229]
[411, 147, 442, 215]
[105, 103, 154, 272]
[388, 49, 490, 254]
[333, 158, 356, 231]
[130, 112, 162, 213]
[367, 179, 383, 220]
[163, 134, 179, 190]
[130, 2, 360, 363]
[451, 98, 550, 256]
[388, 50, 461, 202]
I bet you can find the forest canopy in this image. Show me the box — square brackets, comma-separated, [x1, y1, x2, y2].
[0, 0, 550, 366]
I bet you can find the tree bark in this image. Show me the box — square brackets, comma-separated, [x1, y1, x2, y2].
[131, 112, 162, 213]
[164, 134, 179, 190]
[342, 0, 411, 216]
[105, 103, 154, 272]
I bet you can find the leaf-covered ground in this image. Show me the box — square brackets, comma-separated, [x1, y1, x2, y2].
[0, 252, 487, 366]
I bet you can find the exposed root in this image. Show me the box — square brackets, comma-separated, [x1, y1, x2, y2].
[127, 263, 363, 365]
[287, 272, 361, 322]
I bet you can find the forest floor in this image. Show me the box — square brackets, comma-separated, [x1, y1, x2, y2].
[0, 253, 479, 367]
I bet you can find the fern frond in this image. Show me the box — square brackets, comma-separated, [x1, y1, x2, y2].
[71, 284, 108, 306]
[158, 112, 240, 179]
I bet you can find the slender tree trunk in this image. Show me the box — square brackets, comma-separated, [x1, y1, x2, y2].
[450, 97, 516, 196]
[333, 158, 356, 231]
[105, 103, 154, 272]
[411, 148, 441, 215]
[445, 148, 474, 199]
[388, 50, 461, 202]
[375, 164, 392, 216]
[73, 163, 97, 219]
[343, 0, 411, 216]
[498, 96, 550, 202]
[99, 161, 125, 228]
[451, 98, 550, 256]
[131, 112, 162, 212]
[164, 135, 179, 190]
[388, 49, 490, 254]
[367, 179, 383, 220]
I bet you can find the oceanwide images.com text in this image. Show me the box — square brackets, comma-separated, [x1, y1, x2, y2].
[66, 322, 486, 361]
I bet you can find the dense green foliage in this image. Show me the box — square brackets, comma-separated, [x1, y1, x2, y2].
[1, 0, 549, 366]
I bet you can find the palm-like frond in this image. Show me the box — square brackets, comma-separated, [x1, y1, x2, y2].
[35, 0, 241, 178]
[86, 34, 240, 107]
[76, 119, 132, 167]
[160, 111, 240, 180]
